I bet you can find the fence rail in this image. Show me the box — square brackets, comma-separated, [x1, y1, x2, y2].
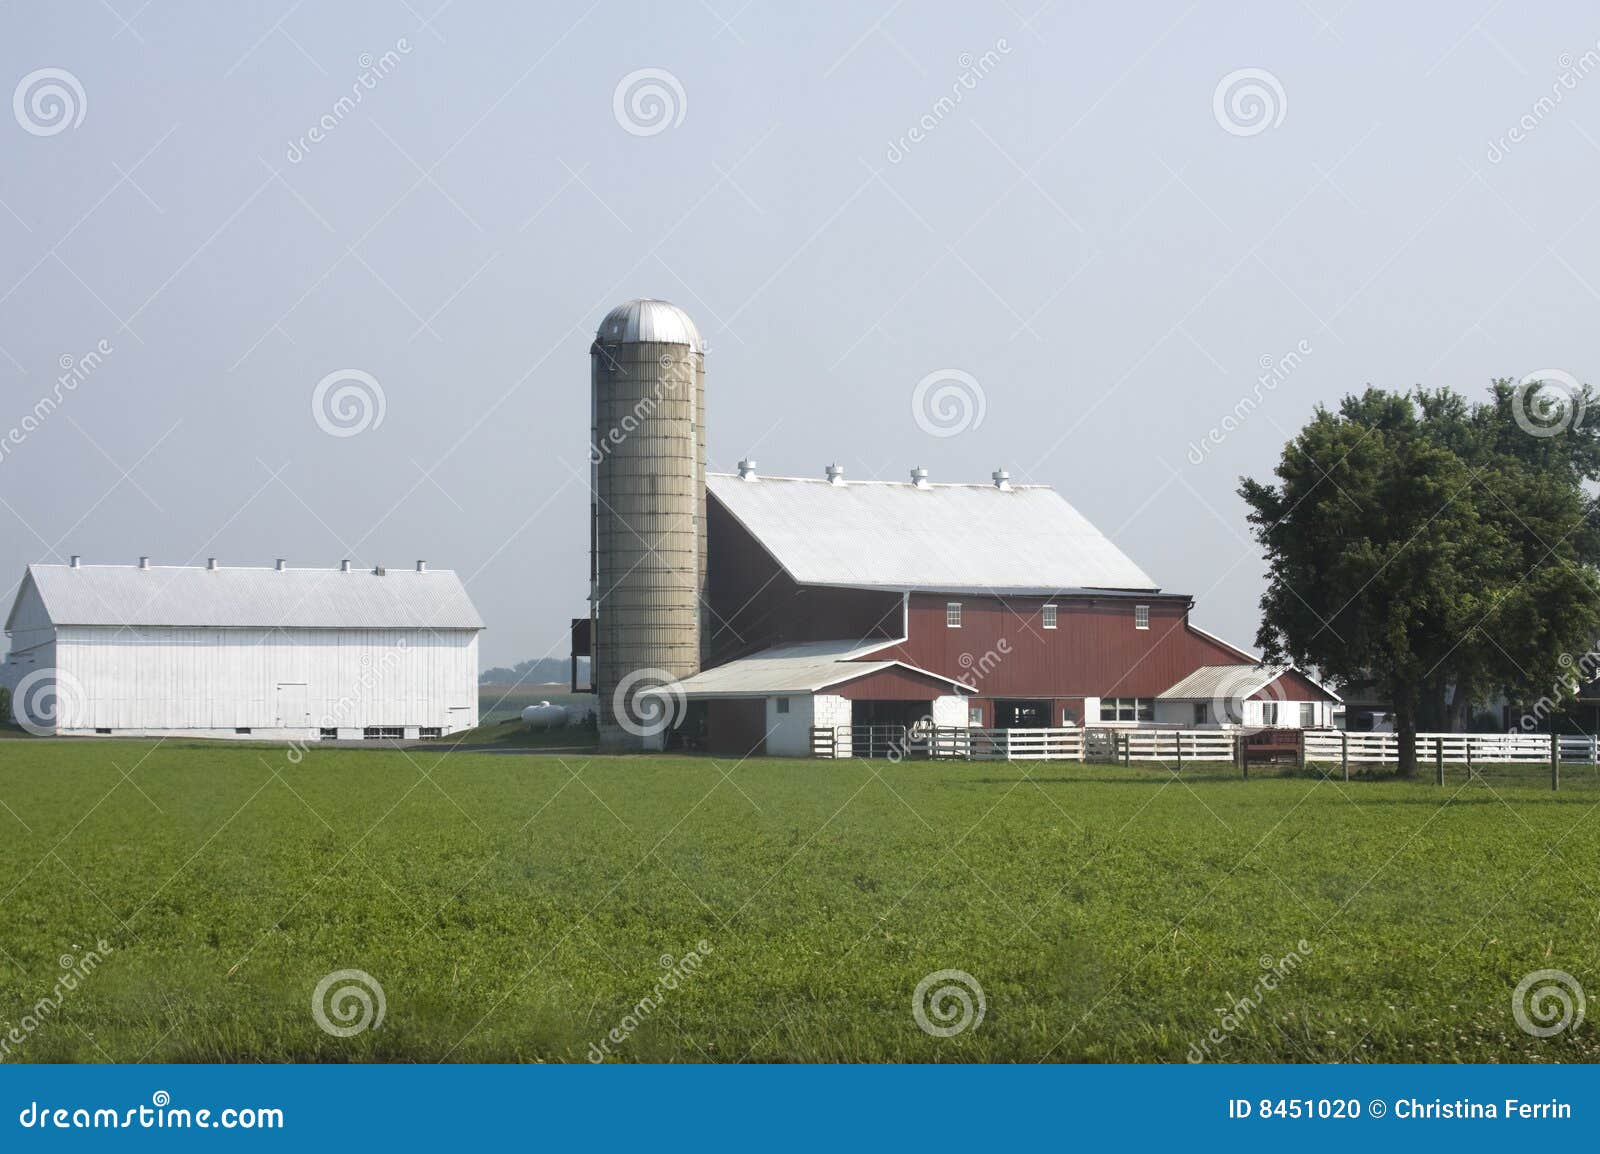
[1303, 731, 1599, 765]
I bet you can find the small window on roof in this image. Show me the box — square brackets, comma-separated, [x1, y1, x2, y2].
[1042, 604, 1057, 629]
[946, 602, 962, 628]
[1134, 604, 1150, 630]
[775, 697, 790, 714]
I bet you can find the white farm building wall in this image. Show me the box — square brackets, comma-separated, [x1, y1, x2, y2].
[52, 626, 479, 737]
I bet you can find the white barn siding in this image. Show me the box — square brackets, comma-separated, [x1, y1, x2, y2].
[52, 625, 478, 736]
[765, 694, 816, 757]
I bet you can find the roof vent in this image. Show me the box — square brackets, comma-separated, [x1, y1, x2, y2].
[374, 565, 386, 576]
[275, 558, 287, 572]
[138, 556, 150, 570]
[910, 465, 930, 489]
[825, 463, 845, 485]
[992, 468, 1012, 491]
[207, 557, 218, 571]
[340, 559, 352, 573]
[416, 560, 427, 572]
[69, 555, 80, 569]
[737, 457, 758, 481]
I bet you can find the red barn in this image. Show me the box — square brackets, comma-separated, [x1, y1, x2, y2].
[658, 462, 1337, 756]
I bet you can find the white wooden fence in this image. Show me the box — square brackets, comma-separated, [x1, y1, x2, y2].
[1118, 729, 1237, 763]
[930, 727, 1085, 762]
[1303, 731, 1599, 765]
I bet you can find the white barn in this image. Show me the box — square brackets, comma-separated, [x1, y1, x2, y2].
[3, 557, 482, 740]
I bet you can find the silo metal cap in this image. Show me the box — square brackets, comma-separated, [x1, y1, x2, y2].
[595, 299, 703, 348]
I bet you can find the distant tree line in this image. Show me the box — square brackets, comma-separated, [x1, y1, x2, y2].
[479, 657, 588, 686]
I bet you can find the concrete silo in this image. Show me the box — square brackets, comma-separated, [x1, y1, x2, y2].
[590, 299, 706, 750]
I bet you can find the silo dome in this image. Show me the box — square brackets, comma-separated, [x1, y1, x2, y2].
[596, 298, 703, 348]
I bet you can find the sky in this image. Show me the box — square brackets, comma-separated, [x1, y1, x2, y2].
[2, 1, 1598, 668]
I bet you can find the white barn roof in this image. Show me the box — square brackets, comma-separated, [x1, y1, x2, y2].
[9, 562, 484, 631]
[667, 639, 969, 698]
[707, 473, 1158, 593]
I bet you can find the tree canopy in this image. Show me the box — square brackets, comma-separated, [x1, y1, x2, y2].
[1239, 380, 1600, 774]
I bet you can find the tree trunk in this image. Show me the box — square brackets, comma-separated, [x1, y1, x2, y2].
[1395, 697, 1418, 777]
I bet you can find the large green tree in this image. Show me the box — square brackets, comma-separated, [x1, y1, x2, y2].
[1239, 381, 1600, 776]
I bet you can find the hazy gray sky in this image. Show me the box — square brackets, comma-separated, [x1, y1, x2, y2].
[3, 2, 1597, 667]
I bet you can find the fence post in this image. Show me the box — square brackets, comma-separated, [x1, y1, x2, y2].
[1551, 731, 1560, 792]
[1239, 735, 1248, 779]
[1434, 736, 1443, 786]
[1176, 731, 1184, 773]
[1298, 730, 1306, 771]
[1465, 738, 1473, 781]
[1340, 731, 1348, 782]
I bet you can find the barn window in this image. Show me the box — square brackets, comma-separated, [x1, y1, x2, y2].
[1193, 703, 1207, 726]
[320, 728, 338, 739]
[968, 705, 983, 725]
[235, 727, 251, 734]
[1299, 702, 1315, 727]
[1134, 604, 1149, 630]
[945, 602, 962, 628]
[1042, 604, 1057, 629]
[775, 697, 790, 714]
[95, 727, 112, 735]
[420, 727, 442, 738]
[1262, 701, 1279, 726]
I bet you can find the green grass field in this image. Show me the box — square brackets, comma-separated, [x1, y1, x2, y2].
[0, 738, 1595, 1063]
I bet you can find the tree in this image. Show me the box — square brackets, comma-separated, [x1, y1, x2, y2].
[1239, 382, 1600, 776]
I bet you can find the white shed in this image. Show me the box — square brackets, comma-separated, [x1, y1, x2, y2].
[3, 558, 483, 740]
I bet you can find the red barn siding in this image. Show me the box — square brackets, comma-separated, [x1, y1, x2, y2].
[882, 593, 1251, 699]
[1251, 670, 1324, 701]
[834, 666, 958, 701]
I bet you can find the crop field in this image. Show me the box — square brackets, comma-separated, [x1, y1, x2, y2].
[0, 738, 1596, 1063]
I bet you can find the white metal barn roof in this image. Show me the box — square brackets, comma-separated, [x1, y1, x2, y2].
[1157, 664, 1341, 702]
[706, 473, 1159, 593]
[9, 562, 484, 630]
[666, 639, 970, 698]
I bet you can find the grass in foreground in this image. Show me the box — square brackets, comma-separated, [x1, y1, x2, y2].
[0, 739, 1596, 1063]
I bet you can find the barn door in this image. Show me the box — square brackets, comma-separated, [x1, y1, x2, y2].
[275, 683, 309, 729]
